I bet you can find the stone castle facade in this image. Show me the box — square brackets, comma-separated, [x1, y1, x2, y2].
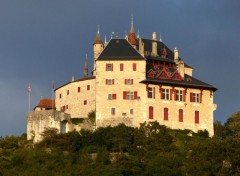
[27, 20, 217, 143]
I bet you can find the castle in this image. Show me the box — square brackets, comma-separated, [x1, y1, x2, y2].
[27, 19, 217, 143]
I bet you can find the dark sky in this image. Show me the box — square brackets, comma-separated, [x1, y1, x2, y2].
[0, 0, 240, 136]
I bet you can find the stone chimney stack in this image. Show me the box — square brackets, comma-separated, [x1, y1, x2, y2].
[139, 38, 144, 56]
[178, 60, 185, 78]
[152, 32, 157, 56]
[174, 47, 179, 63]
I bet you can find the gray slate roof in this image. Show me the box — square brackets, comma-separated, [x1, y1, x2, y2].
[98, 39, 145, 60]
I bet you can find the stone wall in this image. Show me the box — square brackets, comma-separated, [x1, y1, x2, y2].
[27, 110, 72, 143]
[55, 77, 96, 118]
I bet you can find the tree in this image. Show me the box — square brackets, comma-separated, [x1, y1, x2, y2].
[225, 112, 240, 138]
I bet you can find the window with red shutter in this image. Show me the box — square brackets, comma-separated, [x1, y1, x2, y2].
[195, 111, 199, 124]
[84, 100, 87, 105]
[106, 64, 113, 71]
[149, 106, 154, 119]
[170, 89, 173, 100]
[131, 79, 134, 84]
[67, 90, 69, 95]
[112, 94, 117, 100]
[78, 87, 81, 93]
[164, 108, 168, 121]
[179, 109, 183, 122]
[120, 63, 124, 71]
[112, 79, 115, 85]
[87, 85, 90, 90]
[60, 94, 62, 99]
[133, 63, 137, 71]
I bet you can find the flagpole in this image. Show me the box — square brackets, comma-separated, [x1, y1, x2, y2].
[29, 91, 30, 112]
[28, 83, 31, 112]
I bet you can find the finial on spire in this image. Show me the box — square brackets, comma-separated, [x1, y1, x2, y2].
[128, 14, 137, 46]
[97, 25, 99, 34]
[137, 29, 140, 38]
[131, 14, 133, 25]
[104, 35, 107, 44]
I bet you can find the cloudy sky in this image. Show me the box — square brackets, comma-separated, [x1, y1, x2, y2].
[0, 0, 239, 136]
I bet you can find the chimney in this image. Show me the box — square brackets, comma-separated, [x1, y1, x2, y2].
[72, 76, 75, 82]
[178, 60, 185, 78]
[152, 32, 157, 56]
[174, 47, 179, 63]
[139, 38, 144, 56]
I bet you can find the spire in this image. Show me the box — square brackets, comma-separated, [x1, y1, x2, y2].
[128, 14, 137, 46]
[84, 54, 88, 78]
[94, 25, 103, 45]
[137, 29, 140, 38]
[160, 33, 162, 42]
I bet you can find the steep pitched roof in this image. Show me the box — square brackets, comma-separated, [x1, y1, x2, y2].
[141, 38, 192, 68]
[34, 98, 55, 110]
[97, 39, 145, 60]
[94, 30, 103, 45]
[140, 74, 217, 91]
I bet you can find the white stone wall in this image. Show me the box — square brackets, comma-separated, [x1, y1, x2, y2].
[95, 60, 147, 127]
[95, 60, 216, 136]
[55, 78, 96, 118]
[27, 110, 72, 143]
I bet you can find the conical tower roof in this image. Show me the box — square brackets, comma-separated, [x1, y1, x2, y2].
[128, 16, 137, 46]
[94, 26, 103, 44]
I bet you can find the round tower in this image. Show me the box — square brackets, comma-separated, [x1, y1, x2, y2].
[93, 26, 104, 76]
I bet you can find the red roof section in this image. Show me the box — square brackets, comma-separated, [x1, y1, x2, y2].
[37, 98, 55, 108]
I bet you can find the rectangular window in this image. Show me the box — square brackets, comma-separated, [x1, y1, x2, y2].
[84, 100, 87, 105]
[191, 93, 200, 103]
[111, 108, 116, 115]
[123, 91, 137, 100]
[149, 106, 154, 119]
[195, 111, 199, 124]
[66, 105, 68, 109]
[67, 90, 69, 95]
[179, 109, 183, 122]
[147, 87, 155, 99]
[108, 94, 117, 100]
[106, 79, 115, 85]
[106, 64, 113, 71]
[120, 63, 124, 71]
[125, 79, 133, 85]
[162, 89, 170, 100]
[130, 109, 134, 114]
[176, 90, 183, 101]
[59, 94, 62, 99]
[164, 108, 168, 121]
[133, 63, 137, 71]
[87, 85, 90, 90]
[78, 87, 81, 93]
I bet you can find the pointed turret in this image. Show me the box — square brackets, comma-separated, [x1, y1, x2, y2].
[84, 54, 88, 78]
[94, 26, 103, 45]
[93, 26, 104, 76]
[128, 15, 137, 48]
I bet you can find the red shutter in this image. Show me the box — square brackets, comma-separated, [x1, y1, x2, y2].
[174, 90, 176, 100]
[160, 88, 163, 99]
[123, 91, 127, 99]
[195, 111, 199, 124]
[111, 64, 113, 71]
[133, 63, 136, 71]
[131, 79, 134, 84]
[149, 106, 154, 119]
[106, 64, 108, 71]
[113, 94, 116, 100]
[112, 79, 115, 85]
[153, 87, 155, 99]
[134, 91, 138, 100]
[120, 64, 124, 71]
[179, 109, 183, 122]
[164, 108, 168, 121]
[183, 90, 186, 102]
[200, 93, 202, 103]
[125, 79, 127, 84]
[170, 89, 173, 100]
[190, 93, 193, 102]
[106, 79, 108, 84]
